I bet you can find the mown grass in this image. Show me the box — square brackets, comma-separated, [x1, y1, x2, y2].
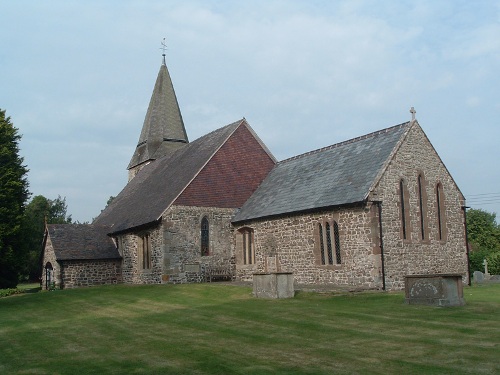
[0, 283, 499, 374]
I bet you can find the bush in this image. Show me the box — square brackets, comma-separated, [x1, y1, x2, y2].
[486, 251, 500, 275]
[469, 248, 490, 273]
[0, 288, 23, 298]
[470, 249, 500, 275]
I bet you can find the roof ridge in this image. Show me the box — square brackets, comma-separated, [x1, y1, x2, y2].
[191, 118, 244, 143]
[279, 121, 411, 164]
[148, 118, 244, 165]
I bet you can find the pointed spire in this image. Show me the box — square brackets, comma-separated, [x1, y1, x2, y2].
[128, 43, 189, 174]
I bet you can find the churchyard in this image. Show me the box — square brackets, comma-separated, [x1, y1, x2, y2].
[1, 283, 499, 374]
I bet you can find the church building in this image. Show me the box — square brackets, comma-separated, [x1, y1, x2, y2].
[41, 55, 469, 291]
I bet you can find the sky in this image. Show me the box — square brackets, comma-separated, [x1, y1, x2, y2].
[1, 0, 499, 223]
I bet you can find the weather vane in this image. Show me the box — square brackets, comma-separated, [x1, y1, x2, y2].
[160, 38, 167, 57]
[160, 38, 168, 65]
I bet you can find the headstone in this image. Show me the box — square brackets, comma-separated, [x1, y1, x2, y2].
[253, 272, 294, 299]
[405, 274, 465, 307]
[473, 271, 484, 283]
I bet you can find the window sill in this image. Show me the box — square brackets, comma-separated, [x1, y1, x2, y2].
[317, 264, 342, 269]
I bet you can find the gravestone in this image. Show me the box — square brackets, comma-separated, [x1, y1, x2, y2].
[483, 259, 490, 276]
[405, 274, 465, 307]
[473, 271, 484, 283]
[253, 272, 294, 299]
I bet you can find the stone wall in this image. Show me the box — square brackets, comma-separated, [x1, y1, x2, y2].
[41, 235, 60, 289]
[118, 225, 163, 284]
[234, 205, 382, 289]
[372, 122, 468, 290]
[162, 205, 235, 283]
[60, 260, 122, 289]
[115, 205, 235, 284]
[232, 123, 468, 291]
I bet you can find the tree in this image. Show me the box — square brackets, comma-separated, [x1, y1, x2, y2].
[0, 109, 30, 288]
[467, 208, 500, 274]
[20, 195, 72, 281]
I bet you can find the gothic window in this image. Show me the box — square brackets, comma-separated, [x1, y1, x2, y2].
[417, 174, 427, 240]
[201, 216, 209, 256]
[436, 183, 446, 241]
[45, 262, 53, 290]
[140, 234, 151, 270]
[316, 220, 341, 266]
[334, 221, 341, 264]
[240, 228, 255, 265]
[400, 179, 409, 240]
[318, 223, 326, 265]
[325, 223, 334, 265]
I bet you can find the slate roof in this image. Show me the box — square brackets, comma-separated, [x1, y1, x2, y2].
[94, 119, 245, 234]
[128, 61, 188, 170]
[232, 122, 411, 223]
[47, 224, 120, 261]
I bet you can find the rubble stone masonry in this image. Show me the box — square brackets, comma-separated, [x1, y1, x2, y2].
[41, 236, 60, 289]
[118, 205, 236, 285]
[60, 260, 122, 289]
[234, 205, 382, 289]
[233, 123, 468, 291]
[372, 123, 468, 290]
[162, 205, 235, 283]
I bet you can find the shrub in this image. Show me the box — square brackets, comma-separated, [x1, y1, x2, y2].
[469, 248, 490, 273]
[486, 251, 500, 275]
[0, 288, 23, 298]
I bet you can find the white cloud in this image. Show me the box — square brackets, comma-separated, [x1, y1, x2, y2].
[2, 0, 499, 221]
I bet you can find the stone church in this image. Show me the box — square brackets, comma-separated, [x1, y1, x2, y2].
[41, 56, 469, 291]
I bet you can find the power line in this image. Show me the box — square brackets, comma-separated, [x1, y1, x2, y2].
[466, 192, 500, 198]
[465, 192, 500, 211]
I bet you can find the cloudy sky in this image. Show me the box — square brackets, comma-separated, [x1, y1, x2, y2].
[1, 0, 499, 222]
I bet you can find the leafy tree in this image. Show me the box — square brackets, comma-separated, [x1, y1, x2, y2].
[20, 195, 72, 281]
[0, 109, 30, 288]
[467, 208, 500, 274]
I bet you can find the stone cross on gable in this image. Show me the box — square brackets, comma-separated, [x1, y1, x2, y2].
[410, 107, 416, 121]
[483, 258, 489, 275]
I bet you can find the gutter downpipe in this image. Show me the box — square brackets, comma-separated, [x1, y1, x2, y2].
[462, 205, 472, 286]
[371, 200, 386, 291]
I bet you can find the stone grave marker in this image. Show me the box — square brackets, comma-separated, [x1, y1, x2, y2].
[473, 271, 484, 283]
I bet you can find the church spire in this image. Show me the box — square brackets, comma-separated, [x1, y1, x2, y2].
[128, 42, 189, 179]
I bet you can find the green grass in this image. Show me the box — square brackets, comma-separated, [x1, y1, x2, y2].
[0, 283, 499, 374]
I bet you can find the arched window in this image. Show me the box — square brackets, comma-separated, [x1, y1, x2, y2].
[201, 216, 209, 256]
[418, 174, 426, 240]
[45, 262, 53, 290]
[325, 223, 334, 265]
[400, 179, 408, 240]
[139, 234, 151, 269]
[436, 183, 446, 241]
[333, 221, 341, 264]
[318, 223, 326, 265]
[239, 228, 254, 265]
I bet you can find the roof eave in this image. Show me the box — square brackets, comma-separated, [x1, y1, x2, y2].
[106, 217, 162, 236]
[232, 200, 367, 225]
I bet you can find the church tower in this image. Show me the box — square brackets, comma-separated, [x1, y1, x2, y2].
[127, 52, 189, 181]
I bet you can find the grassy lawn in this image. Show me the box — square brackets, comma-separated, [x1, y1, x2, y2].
[0, 283, 499, 375]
